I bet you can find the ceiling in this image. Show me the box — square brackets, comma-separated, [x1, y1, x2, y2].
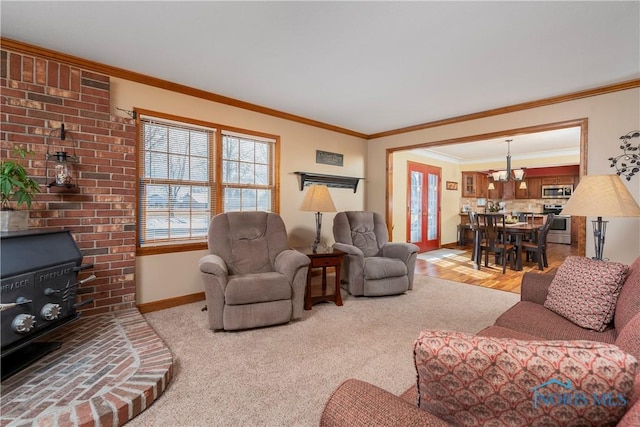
[2, 2, 638, 137]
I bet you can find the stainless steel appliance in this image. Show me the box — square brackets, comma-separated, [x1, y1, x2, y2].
[542, 184, 573, 199]
[543, 204, 572, 244]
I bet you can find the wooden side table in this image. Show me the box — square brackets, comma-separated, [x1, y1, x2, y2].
[295, 247, 345, 310]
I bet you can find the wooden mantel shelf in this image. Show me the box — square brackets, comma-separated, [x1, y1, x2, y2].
[294, 172, 363, 193]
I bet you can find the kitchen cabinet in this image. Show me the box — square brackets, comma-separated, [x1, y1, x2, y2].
[488, 181, 501, 199]
[486, 180, 515, 200]
[476, 174, 488, 198]
[501, 181, 515, 200]
[515, 177, 542, 199]
[462, 172, 489, 197]
[462, 172, 477, 197]
[541, 176, 576, 185]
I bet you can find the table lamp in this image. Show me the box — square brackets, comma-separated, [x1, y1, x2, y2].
[299, 184, 336, 252]
[560, 175, 640, 260]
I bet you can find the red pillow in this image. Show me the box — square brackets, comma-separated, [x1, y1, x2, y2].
[544, 256, 628, 331]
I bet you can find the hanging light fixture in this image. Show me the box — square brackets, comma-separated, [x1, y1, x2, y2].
[489, 139, 526, 182]
[45, 124, 80, 193]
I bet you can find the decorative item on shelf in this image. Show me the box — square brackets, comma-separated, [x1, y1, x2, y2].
[299, 184, 337, 253]
[0, 146, 41, 231]
[293, 171, 363, 193]
[45, 124, 80, 193]
[488, 139, 526, 182]
[608, 130, 639, 181]
[560, 174, 640, 261]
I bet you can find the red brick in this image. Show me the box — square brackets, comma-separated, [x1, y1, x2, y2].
[81, 70, 109, 83]
[60, 64, 70, 90]
[35, 58, 47, 84]
[71, 69, 81, 91]
[9, 52, 21, 80]
[22, 56, 34, 83]
[47, 61, 59, 88]
[47, 87, 80, 100]
[80, 93, 109, 106]
[29, 109, 63, 122]
[63, 99, 97, 111]
[74, 401, 94, 427]
[9, 80, 46, 94]
[102, 392, 130, 425]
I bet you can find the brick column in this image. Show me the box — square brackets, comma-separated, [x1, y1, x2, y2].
[1, 49, 137, 315]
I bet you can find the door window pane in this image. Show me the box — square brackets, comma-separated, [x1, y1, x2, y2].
[410, 171, 423, 243]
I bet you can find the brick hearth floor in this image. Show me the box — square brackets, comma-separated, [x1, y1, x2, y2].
[0, 308, 173, 426]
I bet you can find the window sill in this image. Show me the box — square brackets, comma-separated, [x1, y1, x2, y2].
[137, 241, 207, 256]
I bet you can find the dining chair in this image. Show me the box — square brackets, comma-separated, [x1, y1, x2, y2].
[512, 211, 535, 224]
[521, 213, 556, 270]
[510, 211, 536, 243]
[477, 213, 515, 274]
[468, 211, 480, 263]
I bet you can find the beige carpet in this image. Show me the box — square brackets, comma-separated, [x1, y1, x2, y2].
[129, 275, 519, 426]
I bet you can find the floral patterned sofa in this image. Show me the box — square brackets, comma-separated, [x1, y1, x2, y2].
[321, 256, 640, 426]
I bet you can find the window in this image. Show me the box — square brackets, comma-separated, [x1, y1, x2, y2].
[221, 132, 274, 212]
[137, 111, 278, 254]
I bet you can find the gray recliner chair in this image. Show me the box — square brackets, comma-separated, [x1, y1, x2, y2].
[199, 211, 310, 331]
[332, 211, 419, 297]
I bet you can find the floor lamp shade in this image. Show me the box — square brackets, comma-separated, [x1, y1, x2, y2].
[299, 185, 337, 252]
[561, 175, 640, 260]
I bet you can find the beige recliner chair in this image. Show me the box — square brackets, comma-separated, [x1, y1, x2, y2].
[332, 211, 419, 297]
[199, 211, 310, 331]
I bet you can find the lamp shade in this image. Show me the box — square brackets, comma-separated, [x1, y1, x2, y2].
[299, 184, 337, 212]
[561, 175, 640, 217]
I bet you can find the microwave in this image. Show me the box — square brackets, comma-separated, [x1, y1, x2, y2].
[541, 184, 573, 199]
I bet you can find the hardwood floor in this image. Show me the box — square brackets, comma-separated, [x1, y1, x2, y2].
[415, 243, 578, 294]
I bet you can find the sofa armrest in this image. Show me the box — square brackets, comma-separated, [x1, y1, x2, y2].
[332, 242, 364, 258]
[320, 379, 452, 427]
[520, 272, 555, 305]
[381, 242, 419, 261]
[275, 249, 310, 283]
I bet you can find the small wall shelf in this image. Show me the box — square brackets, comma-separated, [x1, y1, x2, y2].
[294, 172, 363, 193]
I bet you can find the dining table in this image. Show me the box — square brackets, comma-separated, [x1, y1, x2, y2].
[501, 222, 543, 271]
[472, 221, 543, 272]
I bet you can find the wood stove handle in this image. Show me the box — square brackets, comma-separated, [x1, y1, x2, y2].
[73, 264, 94, 272]
[0, 298, 32, 312]
[73, 299, 94, 309]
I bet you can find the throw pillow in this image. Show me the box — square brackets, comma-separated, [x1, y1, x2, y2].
[544, 256, 628, 332]
[414, 330, 637, 427]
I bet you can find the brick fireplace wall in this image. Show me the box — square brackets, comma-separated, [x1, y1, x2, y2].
[1, 48, 137, 316]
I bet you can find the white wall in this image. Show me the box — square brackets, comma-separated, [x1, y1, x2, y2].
[368, 89, 640, 264]
[110, 78, 368, 304]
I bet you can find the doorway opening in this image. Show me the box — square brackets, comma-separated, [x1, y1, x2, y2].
[386, 118, 588, 256]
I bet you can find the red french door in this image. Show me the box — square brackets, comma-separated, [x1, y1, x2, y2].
[407, 161, 441, 252]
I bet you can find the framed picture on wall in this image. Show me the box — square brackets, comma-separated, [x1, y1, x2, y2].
[446, 181, 458, 190]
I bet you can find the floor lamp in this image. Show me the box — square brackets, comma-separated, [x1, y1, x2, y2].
[560, 175, 640, 261]
[299, 184, 337, 253]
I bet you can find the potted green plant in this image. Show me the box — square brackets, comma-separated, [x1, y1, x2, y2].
[1, 146, 41, 231]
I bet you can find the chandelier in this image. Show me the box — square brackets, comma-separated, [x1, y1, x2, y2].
[489, 139, 525, 183]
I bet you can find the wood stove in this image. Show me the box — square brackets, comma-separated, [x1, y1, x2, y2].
[0, 229, 94, 379]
